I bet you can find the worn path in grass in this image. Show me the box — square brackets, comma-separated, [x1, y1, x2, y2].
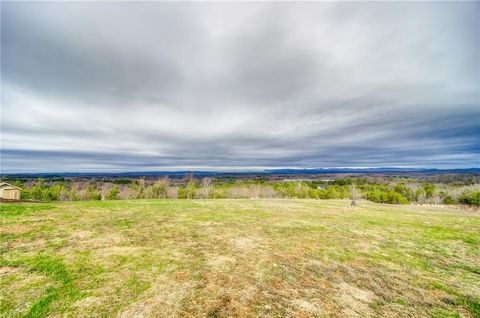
[1, 199, 479, 317]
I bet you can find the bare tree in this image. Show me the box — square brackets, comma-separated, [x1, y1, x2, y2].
[149, 177, 169, 199]
[350, 184, 360, 206]
[202, 177, 211, 199]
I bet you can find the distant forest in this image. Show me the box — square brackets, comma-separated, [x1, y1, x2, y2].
[2, 173, 480, 206]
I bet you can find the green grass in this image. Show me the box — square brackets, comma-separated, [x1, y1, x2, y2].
[1, 199, 479, 317]
[0, 204, 55, 218]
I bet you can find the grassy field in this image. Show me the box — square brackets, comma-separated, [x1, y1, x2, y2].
[0, 199, 479, 318]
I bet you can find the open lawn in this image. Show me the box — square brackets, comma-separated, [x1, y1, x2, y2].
[1, 199, 479, 317]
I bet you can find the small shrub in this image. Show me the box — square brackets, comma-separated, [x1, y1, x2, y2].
[423, 183, 436, 199]
[442, 195, 456, 205]
[387, 191, 409, 204]
[106, 186, 120, 200]
[393, 183, 414, 202]
[458, 192, 480, 206]
[87, 187, 101, 201]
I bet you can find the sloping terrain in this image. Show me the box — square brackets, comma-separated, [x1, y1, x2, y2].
[1, 200, 479, 317]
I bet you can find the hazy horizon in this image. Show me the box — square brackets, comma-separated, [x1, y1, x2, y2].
[1, 1, 479, 172]
[2, 166, 480, 176]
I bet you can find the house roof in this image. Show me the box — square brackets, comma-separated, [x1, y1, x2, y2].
[0, 182, 22, 190]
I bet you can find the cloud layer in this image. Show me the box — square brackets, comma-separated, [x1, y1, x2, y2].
[1, 2, 479, 172]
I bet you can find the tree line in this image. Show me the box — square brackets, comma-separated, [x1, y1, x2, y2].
[6, 177, 480, 206]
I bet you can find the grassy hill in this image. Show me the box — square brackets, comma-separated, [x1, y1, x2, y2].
[1, 200, 479, 317]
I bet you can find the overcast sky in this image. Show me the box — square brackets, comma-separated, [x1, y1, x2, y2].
[1, 1, 479, 172]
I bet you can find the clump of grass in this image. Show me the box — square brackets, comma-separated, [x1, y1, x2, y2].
[0, 255, 78, 318]
[457, 296, 480, 317]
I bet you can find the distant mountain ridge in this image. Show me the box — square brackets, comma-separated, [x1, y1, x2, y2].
[2, 167, 479, 178]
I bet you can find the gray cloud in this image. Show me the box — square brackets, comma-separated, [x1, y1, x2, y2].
[1, 1, 479, 172]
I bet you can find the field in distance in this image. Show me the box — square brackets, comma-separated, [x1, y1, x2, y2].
[1, 199, 479, 317]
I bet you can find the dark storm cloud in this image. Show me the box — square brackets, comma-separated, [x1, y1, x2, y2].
[1, 1, 479, 172]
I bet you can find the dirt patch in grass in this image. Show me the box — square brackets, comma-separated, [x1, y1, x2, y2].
[337, 282, 377, 317]
[0, 266, 19, 275]
[290, 299, 324, 315]
[74, 233, 127, 250]
[234, 237, 257, 249]
[208, 255, 236, 269]
[73, 296, 105, 310]
[0, 223, 33, 235]
[71, 230, 93, 240]
[97, 246, 147, 256]
[118, 276, 196, 317]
